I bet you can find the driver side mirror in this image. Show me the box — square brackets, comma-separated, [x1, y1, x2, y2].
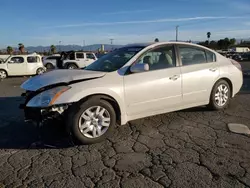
[130, 63, 149, 73]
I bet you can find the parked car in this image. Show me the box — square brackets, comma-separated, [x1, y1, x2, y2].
[43, 51, 98, 70]
[231, 54, 243, 61]
[43, 55, 62, 69]
[0, 54, 46, 79]
[62, 51, 97, 69]
[20, 42, 243, 144]
[241, 53, 250, 61]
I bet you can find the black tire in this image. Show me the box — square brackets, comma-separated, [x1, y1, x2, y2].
[45, 63, 54, 69]
[67, 63, 78, 69]
[208, 80, 231, 110]
[66, 97, 116, 144]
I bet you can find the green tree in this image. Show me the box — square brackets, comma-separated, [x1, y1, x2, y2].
[230, 38, 236, 45]
[209, 40, 217, 49]
[7, 46, 13, 54]
[207, 32, 211, 43]
[50, 45, 56, 54]
[18, 43, 25, 54]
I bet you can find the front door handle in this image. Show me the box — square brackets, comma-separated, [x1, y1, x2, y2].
[209, 68, 217, 72]
[169, 75, 180, 81]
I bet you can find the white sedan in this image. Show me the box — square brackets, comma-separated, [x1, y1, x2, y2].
[20, 42, 243, 144]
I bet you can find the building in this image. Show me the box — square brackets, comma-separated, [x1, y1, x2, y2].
[230, 47, 250, 53]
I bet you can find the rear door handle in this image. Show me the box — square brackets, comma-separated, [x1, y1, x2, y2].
[169, 75, 180, 81]
[209, 68, 217, 72]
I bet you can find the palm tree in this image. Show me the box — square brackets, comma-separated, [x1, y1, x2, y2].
[50, 45, 56, 54]
[7, 46, 13, 54]
[207, 32, 211, 43]
[154, 38, 159, 42]
[18, 43, 25, 54]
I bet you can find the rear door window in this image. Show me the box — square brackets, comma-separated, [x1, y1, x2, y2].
[27, 56, 39, 63]
[178, 46, 207, 66]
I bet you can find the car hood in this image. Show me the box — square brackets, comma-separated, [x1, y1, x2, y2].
[21, 69, 106, 91]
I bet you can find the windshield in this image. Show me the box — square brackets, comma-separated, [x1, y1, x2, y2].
[84, 46, 145, 72]
[1, 56, 11, 64]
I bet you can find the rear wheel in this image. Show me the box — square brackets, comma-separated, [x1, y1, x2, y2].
[67, 64, 78, 69]
[36, 68, 45, 75]
[208, 80, 231, 110]
[67, 97, 116, 144]
[0, 70, 7, 79]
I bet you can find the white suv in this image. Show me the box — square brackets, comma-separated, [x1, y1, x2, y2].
[62, 51, 97, 69]
[0, 54, 45, 79]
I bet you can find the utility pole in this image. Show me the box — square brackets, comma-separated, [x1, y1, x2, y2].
[110, 39, 114, 45]
[83, 40, 85, 50]
[176, 26, 179, 42]
[59, 41, 62, 52]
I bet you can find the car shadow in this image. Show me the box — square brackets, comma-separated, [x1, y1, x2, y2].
[0, 97, 75, 149]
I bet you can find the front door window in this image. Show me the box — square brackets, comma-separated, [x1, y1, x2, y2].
[134, 45, 176, 71]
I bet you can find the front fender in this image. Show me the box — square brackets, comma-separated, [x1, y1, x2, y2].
[53, 82, 126, 120]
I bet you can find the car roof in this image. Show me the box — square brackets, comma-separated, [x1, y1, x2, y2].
[125, 42, 216, 52]
[9, 53, 42, 57]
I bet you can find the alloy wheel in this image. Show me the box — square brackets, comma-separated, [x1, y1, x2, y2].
[78, 106, 111, 138]
[68, 65, 77, 69]
[37, 69, 45, 75]
[214, 84, 229, 107]
[0, 71, 7, 79]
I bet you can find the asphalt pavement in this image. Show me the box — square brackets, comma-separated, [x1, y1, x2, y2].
[0, 67, 250, 188]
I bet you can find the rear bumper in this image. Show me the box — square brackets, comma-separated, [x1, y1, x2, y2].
[231, 71, 243, 97]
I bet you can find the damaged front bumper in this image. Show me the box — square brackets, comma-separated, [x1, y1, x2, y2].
[19, 91, 69, 123]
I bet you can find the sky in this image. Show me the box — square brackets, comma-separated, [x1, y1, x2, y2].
[0, 0, 250, 47]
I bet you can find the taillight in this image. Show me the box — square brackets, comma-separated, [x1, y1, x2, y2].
[231, 59, 242, 71]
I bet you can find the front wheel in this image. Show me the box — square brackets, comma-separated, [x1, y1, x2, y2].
[67, 97, 116, 144]
[208, 80, 231, 110]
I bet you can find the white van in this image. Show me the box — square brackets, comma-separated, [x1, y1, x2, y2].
[0, 54, 46, 79]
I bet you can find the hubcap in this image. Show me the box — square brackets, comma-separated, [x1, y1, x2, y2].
[0, 71, 6, 79]
[37, 69, 44, 74]
[78, 106, 111, 138]
[215, 84, 229, 107]
[69, 66, 76, 69]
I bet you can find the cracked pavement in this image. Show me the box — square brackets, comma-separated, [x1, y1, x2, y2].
[0, 73, 250, 188]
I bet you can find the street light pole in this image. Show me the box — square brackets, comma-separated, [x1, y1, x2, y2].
[83, 40, 85, 50]
[110, 39, 114, 45]
[176, 26, 179, 42]
[59, 41, 62, 52]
